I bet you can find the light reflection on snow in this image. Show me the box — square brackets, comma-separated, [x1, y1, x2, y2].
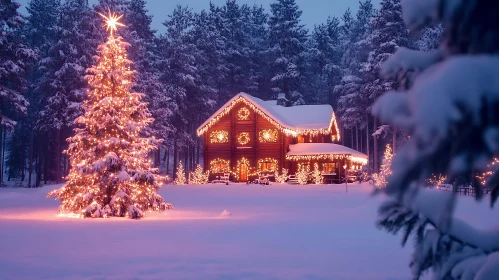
[56, 213, 81, 219]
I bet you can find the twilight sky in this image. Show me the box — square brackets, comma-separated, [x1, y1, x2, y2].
[16, 0, 382, 33]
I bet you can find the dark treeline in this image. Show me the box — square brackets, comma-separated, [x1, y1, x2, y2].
[0, 0, 441, 186]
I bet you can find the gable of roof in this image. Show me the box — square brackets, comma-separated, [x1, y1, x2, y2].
[197, 92, 340, 139]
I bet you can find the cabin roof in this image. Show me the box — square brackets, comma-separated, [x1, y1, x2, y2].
[287, 143, 368, 165]
[197, 93, 340, 138]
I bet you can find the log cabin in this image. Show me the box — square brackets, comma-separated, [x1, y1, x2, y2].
[196, 93, 368, 183]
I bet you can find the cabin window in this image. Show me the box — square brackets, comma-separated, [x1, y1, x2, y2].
[297, 135, 305, 143]
[237, 132, 251, 145]
[237, 107, 250, 121]
[259, 129, 278, 143]
[210, 130, 229, 143]
[210, 158, 230, 173]
[322, 163, 337, 174]
[258, 158, 278, 173]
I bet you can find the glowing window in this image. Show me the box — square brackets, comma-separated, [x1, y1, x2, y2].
[210, 159, 230, 173]
[322, 163, 337, 174]
[258, 158, 278, 173]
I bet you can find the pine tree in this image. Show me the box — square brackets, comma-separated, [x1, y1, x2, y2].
[37, 0, 97, 183]
[174, 160, 186, 185]
[373, 0, 499, 277]
[268, 0, 307, 105]
[373, 144, 392, 188]
[0, 0, 32, 130]
[48, 12, 172, 219]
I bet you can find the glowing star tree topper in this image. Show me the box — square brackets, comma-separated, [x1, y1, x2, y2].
[47, 11, 173, 219]
[98, 10, 125, 36]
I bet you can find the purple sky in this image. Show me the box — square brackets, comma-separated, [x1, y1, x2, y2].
[16, 0, 381, 33]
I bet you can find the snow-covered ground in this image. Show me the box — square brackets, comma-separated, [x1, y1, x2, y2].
[1, 183, 497, 280]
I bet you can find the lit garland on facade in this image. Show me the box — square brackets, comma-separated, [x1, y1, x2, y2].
[46, 11, 173, 219]
[210, 158, 230, 173]
[196, 95, 341, 139]
[237, 132, 250, 145]
[275, 168, 289, 183]
[210, 130, 229, 143]
[188, 164, 210, 184]
[259, 129, 278, 143]
[296, 163, 310, 185]
[313, 163, 323, 184]
[237, 107, 250, 120]
[285, 154, 368, 165]
[257, 158, 278, 173]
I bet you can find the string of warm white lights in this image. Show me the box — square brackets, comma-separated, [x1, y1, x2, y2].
[197, 96, 341, 139]
[285, 154, 368, 165]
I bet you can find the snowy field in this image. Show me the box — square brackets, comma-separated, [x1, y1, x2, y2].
[1, 183, 497, 280]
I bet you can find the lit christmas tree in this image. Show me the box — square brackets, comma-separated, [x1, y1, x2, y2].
[275, 168, 288, 184]
[47, 11, 173, 219]
[188, 164, 210, 184]
[313, 163, 323, 185]
[296, 163, 310, 185]
[373, 144, 393, 188]
[174, 160, 186, 185]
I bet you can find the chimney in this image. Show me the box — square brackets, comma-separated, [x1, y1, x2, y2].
[276, 93, 288, 107]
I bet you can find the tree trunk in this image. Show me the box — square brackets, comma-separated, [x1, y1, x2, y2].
[374, 117, 379, 173]
[0, 125, 3, 184]
[1, 125, 6, 184]
[36, 139, 41, 188]
[350, 129, 353, 149]
[173, 140, 178, 180]
[356, 124, 359, 151]
[166, 148, 170, 176]
[55, 128, 61, 183]
[366, 113, 370, 172]
[392, 125, 397, 153]
[28, 131, 34, 188]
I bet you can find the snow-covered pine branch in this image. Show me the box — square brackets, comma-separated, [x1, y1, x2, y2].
[373, 0, 499, 278]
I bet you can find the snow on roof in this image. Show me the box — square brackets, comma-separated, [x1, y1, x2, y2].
[287, 143, 368, 165]
[197, 93, 339, 137]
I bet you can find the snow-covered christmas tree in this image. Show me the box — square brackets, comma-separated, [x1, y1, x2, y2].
[373, 144, 393, 188]
[47, 11, 173, 219]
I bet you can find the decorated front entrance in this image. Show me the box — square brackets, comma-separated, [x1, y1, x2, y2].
[236, 158, 251, 182]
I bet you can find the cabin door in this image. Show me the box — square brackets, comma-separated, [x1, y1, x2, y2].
[240, 163, 249, 182]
